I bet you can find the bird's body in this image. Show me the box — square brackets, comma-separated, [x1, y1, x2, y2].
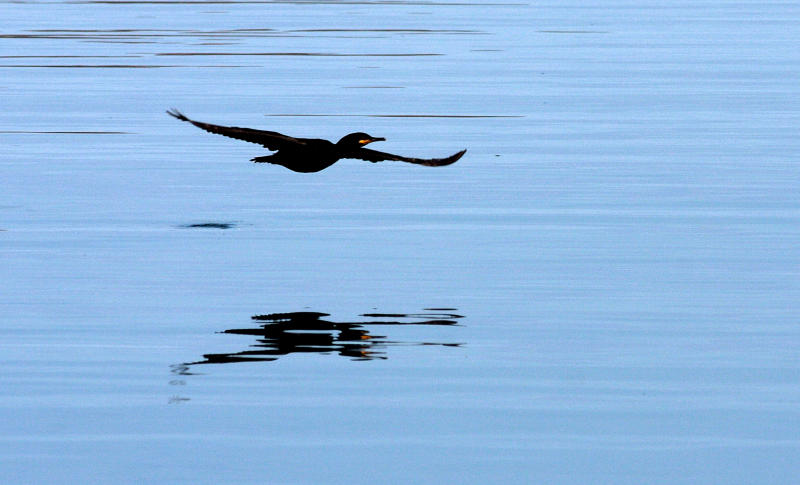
[251, 138, 341, 173]
[167, 109, 466, 173]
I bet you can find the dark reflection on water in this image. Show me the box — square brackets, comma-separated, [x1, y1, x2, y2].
[182, 310, 464, 366]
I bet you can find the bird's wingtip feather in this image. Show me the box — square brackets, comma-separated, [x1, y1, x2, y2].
[166, 108, 189, 121]
[449, 148, 467, 162]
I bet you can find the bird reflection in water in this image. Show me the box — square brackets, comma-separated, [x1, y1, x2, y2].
[181, 310, 464, 367]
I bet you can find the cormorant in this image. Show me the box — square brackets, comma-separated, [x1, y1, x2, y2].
[167, 109, 466, 173]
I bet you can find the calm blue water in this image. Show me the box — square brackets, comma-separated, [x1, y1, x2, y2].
[2, 1, 799, 483]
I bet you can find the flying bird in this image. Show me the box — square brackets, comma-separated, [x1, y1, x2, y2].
[167, 109, 466, 173]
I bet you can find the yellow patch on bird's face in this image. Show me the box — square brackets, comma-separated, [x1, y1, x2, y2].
[358, 139, 372, 145]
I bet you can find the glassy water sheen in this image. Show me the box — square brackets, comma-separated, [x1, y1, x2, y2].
[1, 0, 799, 483]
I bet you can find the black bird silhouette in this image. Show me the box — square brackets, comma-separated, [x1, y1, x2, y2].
[167, 109, 466, 173]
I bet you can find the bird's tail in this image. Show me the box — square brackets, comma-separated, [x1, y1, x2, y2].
[251, 155, 277, 164]
[166, 108, 190, 122]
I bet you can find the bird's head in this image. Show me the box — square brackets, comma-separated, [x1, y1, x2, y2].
[337, 132, 385, 149]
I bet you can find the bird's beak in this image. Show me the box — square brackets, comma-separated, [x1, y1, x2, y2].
[359, 137, 385, 145]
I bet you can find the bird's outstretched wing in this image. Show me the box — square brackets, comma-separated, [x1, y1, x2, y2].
[166, 109, 303, 150]
[348, 147, 466, 167]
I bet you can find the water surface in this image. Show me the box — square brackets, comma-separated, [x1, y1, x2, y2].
[1, 0, 799, 483]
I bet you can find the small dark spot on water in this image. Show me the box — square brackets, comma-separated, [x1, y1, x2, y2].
[180, 222, 236, 229]
[170, 364, 198, 376]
